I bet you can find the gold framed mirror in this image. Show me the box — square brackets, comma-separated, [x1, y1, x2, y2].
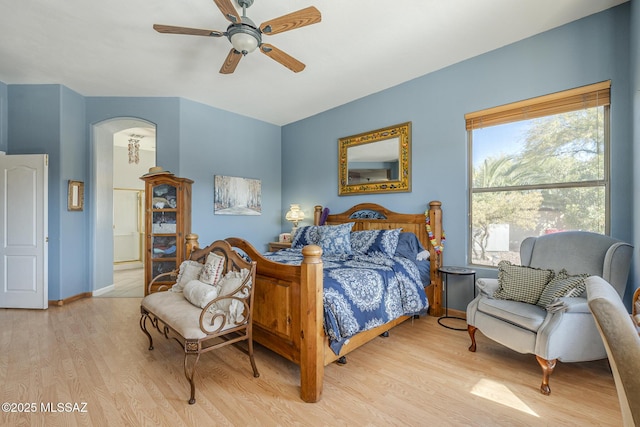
[67, 180, 84, 211]
[338, 122, 411, 195]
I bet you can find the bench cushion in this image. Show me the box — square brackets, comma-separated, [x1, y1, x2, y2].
[142, 291, 208, 340]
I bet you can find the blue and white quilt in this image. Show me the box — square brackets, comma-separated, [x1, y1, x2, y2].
[263, 249, 429, 354]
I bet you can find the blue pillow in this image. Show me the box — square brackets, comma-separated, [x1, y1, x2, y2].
[317, 223, 354, 255]
[395, 232, 425, 260]
[291, 225, 321, 248]
[350, 229, 402, 257]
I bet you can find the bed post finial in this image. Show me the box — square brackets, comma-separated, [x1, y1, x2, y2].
[314, 205, 323, 226]
[186, 234, 199, 260]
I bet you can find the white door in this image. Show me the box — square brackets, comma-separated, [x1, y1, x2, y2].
[113, 189, 142, 263]
[0, 154, 48, 309]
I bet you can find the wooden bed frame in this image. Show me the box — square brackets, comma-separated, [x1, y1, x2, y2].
[185, 200, 443, 402]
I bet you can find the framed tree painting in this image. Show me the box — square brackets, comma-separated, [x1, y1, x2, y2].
[214, 175, 261, 215]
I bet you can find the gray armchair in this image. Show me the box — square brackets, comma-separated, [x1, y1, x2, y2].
[466, 231, 633, 395]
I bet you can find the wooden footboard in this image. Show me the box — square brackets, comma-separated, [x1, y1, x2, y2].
[224, 238, 324, 402]
[187, 200, 443, 403]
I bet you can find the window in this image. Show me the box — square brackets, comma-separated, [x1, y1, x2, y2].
[467, 81, 609, 267]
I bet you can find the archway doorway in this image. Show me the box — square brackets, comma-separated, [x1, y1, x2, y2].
[91, 118, 156, 296]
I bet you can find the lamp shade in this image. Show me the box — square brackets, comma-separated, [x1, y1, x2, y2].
[285, 204, 304, 225]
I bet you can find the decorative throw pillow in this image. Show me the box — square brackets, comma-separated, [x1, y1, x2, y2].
[350, 229, 402, 257]
[183, 279, 221, 308]
[317, 223, 354, 256]
[537, 269, 589, 308]
[291, 225, 321, 248]
[172, 260, 204, 293]
[394, 231, 427, 260]
[199, 252, 226, 285]
[494, 261, 555, 304]
[214, 268, 251, 312]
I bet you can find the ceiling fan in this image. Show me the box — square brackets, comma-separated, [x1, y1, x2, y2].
[153, 0, 321, 74]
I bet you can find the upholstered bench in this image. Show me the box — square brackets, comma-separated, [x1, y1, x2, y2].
[139, 239, 259, 404]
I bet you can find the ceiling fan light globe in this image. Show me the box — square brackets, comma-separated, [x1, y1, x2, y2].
[231, 32, 259, 54]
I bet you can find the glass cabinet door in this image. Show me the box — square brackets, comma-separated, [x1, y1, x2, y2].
[142, 174, 192, 295]
[150, 184, 178, 282]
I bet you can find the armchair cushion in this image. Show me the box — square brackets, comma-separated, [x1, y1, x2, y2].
[537, 269, 588, 308]
[477, 298, 547, 332]
[476, 278, 500, 297]
[494, 261, 555, 304]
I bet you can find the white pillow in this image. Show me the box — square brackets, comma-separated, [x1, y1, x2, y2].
[171, 260, 204, 293]
[215, 269, 251, 312]
[199, 252, 226, 285]
[183, 279, 221, 309]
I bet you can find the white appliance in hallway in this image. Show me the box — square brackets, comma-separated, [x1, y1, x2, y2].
[0, 154, 48, 309]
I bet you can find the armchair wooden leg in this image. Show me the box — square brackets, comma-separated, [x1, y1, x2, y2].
[468, 325, 477, 352]
[536, 355, 557, 395]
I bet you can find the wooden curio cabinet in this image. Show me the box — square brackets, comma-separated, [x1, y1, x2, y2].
[140, 173, 193, 295]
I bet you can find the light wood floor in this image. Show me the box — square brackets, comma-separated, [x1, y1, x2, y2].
[96, 268, 144, 298]
[0, 297, 622, 426]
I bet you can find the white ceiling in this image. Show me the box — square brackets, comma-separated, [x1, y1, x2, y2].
[0, 0, 627, 126]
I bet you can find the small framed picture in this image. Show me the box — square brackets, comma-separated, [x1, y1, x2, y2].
[279, 233, 292, 243]
[68, 180, 84, 211]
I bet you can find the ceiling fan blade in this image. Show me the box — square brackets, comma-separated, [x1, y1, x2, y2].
[220, 48, 243, 74]
[213, 0, 242, 24]
[153, 24, 223, 37]
[260, 44, 305, 73]
[260, 6, 321, 35]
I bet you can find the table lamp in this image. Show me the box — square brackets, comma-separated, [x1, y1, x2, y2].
[285, 204, 305, 235]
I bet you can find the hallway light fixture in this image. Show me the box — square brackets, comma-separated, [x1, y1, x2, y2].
[128, 134, 144, 164]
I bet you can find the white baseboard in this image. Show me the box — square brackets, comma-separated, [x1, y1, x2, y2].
[114, 262, 143, 271]
[93, 284, 115, 296]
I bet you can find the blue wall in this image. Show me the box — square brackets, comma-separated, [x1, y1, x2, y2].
[7, 84, 87, 300]
[86, 97, 281, 250]
[3, 92, 281, 300]
[0, 81, 7, 152]
[282, 3, 635, 310]
[178, 98, 281, 251]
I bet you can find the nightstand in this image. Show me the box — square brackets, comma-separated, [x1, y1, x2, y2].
[268, 242, 291, 252]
